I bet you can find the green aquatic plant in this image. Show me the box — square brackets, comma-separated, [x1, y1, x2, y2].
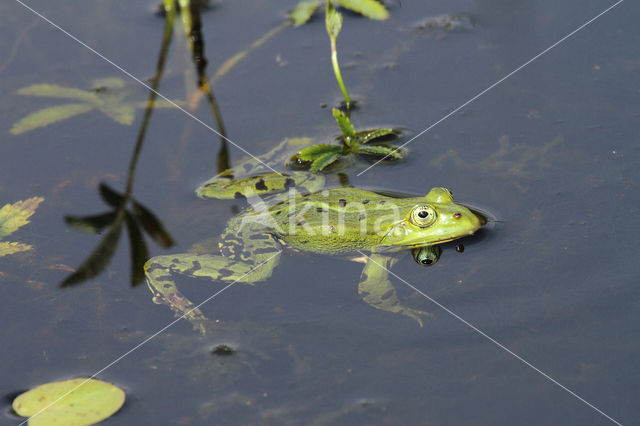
[290, 0, 389, 107]
[0, 197, 43, 258]
[291, 108, 402, 171]
[290, 0, 388, 26]
[10, 77, 181, 135]
[13, 378, 125, 426]
[325, 1, 350, 105]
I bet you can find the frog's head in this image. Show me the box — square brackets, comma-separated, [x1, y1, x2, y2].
[380, 187, 482, 249]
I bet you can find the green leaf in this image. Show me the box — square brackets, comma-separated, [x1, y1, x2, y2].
[356, 128, 396, 144]
[334, 0, 389, 20]
[356, 144, 405, 160]
[10, 103, 94, 135]
[0, 241, 33, 257]
[12, 377, 125, 426]
[99, 102, 136, 125]
[310, 151, 342, 171]
[131, 199, 175, 248]
[0, 197, 44, 239]
[17, 84, 99, 103]
[325, 0, 343, 40]
[296, 144, 343, 161]
[290, 0, 321, 26]
[133, 99, 187, 109]
[61, 218, 123, 287]
[64, 211, 117, 235]
[91, 77, 125, 90]
[98, 183, 125, 209]
[125, 211, 149, 286]
[332, 108, 356, 144]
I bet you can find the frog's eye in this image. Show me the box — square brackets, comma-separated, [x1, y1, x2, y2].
[410, 205, 437, 228]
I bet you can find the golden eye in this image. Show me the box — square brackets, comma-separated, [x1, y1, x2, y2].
[410, 205, 437, 228]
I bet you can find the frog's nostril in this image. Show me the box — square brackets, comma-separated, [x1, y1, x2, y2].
[453, 212, 462, 219]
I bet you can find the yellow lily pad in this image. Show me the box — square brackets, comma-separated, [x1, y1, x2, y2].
[12, 378, 125, 426]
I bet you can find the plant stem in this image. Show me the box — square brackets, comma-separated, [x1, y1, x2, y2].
[331, 38, 350, 107]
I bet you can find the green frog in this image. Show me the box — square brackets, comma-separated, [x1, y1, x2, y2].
[145, 139, 484, 334]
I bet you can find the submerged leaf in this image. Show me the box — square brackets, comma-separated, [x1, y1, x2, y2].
[64, 211, 117, 235]
[325, 1, 343, 40]
[17, 84, 99, 103]
[334, 0, 389, 20]
[99, 102, 135, 125]
[0, 241, 33, 257]
[297, 144, 343, 161]
[12, 377, 125, 426]
[310, 151, 341, 171]
[91, 77, 125, 90]
[290, 0, 321, 26]
[0, 197, 44, 239]
[332, 108, 356, 144]
[356, 128, 396, 144]
[131, 199, 174, 248]
[61, 219, 123, 287]
[133, 99, 186, 109]
[356, 144, 405, 160]
[125, 211, 149, 285]
[10, 103, 94, 135]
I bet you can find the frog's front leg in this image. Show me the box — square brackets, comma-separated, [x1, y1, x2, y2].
[358, 253, 432, 327]
[145, 252, 280, 334]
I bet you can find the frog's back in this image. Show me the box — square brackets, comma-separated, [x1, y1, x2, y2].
[269, 188, 419, 254]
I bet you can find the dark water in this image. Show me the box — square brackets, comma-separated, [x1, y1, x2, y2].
[1, 0, 638, 424]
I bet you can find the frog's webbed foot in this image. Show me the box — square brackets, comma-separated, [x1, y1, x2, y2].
[144, 252, 280, 334]
[358, 253, 432, 327]
[145, 257, 210, 334]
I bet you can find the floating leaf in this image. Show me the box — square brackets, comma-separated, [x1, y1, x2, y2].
[17, 84, 99, 103]
[356, 128, 396, 144]
[64, 212, 117, 235]
[10, 103, 94, 135]
[290, 0, 321, 26]
[357, 144, 405, 160]
[310, 151, 341, 171]
[0, 197, 44, 239]
[297, 144, 343, 161]
[98, 183, 125, 209]
[334, 0, 389, 20]
[131, 199, 174, 248]
[0, 241, 33, 257]
[325, 1, 343, 40]
[61, 219, 123, 287]
[125, 211, 149, 285]
[332, 108, 355, 144]
[12, 377, 125, 426]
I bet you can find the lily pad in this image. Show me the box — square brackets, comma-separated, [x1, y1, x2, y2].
[12, 378, 125, 426]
